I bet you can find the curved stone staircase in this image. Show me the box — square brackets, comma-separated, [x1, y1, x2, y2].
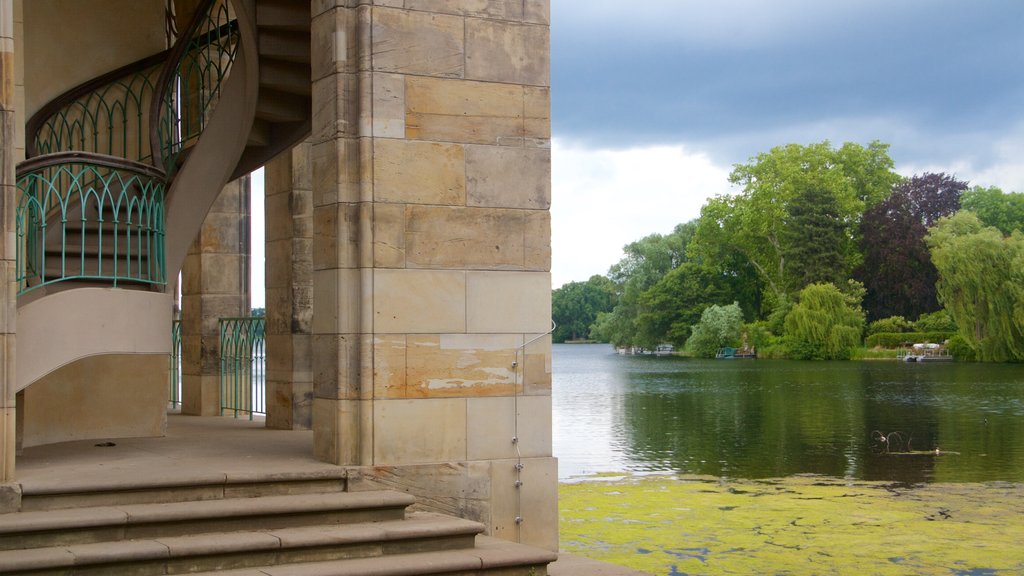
[15, 0, 312, 391]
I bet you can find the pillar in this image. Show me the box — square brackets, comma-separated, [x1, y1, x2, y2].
[181, 176, 251, 416]
[310, 1, 555, 549]
[0, 0, 17, 487]
[264, 142, 314, 429]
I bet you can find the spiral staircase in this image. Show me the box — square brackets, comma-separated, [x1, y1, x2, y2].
[16, 0, 309, 390]
[7, 1, 557, 573]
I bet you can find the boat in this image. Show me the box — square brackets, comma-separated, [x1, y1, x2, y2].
[654, 344, 674, 356]
[716, 346, 756, 359]
[898, 342, 953, 362]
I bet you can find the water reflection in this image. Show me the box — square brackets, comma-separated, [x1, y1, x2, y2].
[553, 344, 1024, 483]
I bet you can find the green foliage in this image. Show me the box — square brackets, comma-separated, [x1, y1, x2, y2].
[783, 283, 865, 360]
[595, 222, 701, 348]
[784, 186, 848, 290]
[686, 303, 744, 358]
[913, 310, 957, 333]
[692, 140, 899, 311]
[945, 334, 977, 362]
[864, 332, 955, 348]
[635, 262, 728, 346]
[960, 185, 1024, 235]
[552, 275, 615, 342]
[927, 212, 1024, 362]
[866, 316, 912, 336]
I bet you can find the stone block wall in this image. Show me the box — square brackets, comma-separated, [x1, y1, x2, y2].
[309, 0, 554, 549]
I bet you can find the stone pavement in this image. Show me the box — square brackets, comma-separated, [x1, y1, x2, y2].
[16, 414, 650, 576]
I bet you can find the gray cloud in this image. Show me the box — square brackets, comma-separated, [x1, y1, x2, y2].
[552, 1, 1024, 177]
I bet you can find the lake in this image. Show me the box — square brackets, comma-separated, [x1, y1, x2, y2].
[552, 343, 1024, 484]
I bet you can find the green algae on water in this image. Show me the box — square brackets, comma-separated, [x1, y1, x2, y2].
[559, 474, 1024, 575]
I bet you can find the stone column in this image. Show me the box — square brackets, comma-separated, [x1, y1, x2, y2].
[264, 142, 313, 430]
[0, 0, 17, 486]
[181, 176, 251, 416]
[310, 2, 555, 549]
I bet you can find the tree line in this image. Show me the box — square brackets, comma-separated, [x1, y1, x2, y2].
[551, 140, 1024, 361]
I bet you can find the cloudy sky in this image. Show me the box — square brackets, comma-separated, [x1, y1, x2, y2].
[549, 0, 1024, 287]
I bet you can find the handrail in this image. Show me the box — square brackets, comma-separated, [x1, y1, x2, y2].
[16, 158, 166, 294]
[25, 51, 168, 160]
[219, 316, 267, 419]
[151, 0, 239, 176]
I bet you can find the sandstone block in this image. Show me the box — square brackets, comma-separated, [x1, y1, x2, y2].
[405, 334, 520, 398]
[373, 334, 407, 398]
[372, 73, 405, 138]
[372, 8, 464, 78]
[405, 77, 524, 145]
[524, 210, 551, 271]
[373, 269, 466, 333]
[466, 19, 549, 86]
[373, 398, 467, 464]
[372, 202, 406, 268]
[466, 145, 550, 209]
[405, 206, 525, 270]
[373, 139, 466, 205]
[467, 271, 551, 333]
[405, 0, 524, 21]
[466, 396, 552, 460]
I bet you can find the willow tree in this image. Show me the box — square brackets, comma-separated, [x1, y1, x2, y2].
[783, 282, 865, 360]
[926, 212, 1024, 362]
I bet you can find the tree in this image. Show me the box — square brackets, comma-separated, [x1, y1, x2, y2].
[597, 222, 697, 347]
[635, 262, 727, 346]
[686, 303, 744, 358]
[926, 212, 1024, 362]
[692, 141, 900, 312]
[858, 173, 966, 321]
[960, 186, 1024, 235]
[783, 186, 847, 290]
[783, 282, 865, 360]
[551, 275, 615, 343]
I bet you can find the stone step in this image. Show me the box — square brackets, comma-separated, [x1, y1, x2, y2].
[258, 29, 311, 63]
[0, 490, 415, 551]
[190, 536, 557, 576]
[256, 0, 311, 32]
[19, 469, 352, 512]
[0, 512, 486, 576]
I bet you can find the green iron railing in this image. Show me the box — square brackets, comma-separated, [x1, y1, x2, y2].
[27, 59, 164, 163]
[219, 317, 266, 419]
[16, 155, 166, 293]
[154, 0, 239, 176]
[170, 317, 182, 408]
[17, 0, 238, 295]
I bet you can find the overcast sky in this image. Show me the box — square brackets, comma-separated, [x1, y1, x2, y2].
[550, 0, 1024, 287]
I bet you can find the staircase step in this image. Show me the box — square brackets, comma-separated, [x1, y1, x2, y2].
[0, 491, 415, 551]
[0, 513, 485, 576]
[189, 536, 556, 576]
[20, 469, 352, 512]
[257, 0, 311, 32]
[258, 29, 311, 63]
[256, 89, 310, 123]
[260, 58, 312, 96]
[248, 118, 273, 146]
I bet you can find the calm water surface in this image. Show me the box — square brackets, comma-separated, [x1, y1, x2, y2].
[552, 343, 1024, 483]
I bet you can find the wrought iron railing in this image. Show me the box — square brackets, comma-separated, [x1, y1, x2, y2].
[26, 57, 165, 163]
[154, 0, 239, 176]
[219, 316, 266, 419]
[17, 0, 238, 295]
[16, 154, 166, 293]
[170, 317, 183, 408]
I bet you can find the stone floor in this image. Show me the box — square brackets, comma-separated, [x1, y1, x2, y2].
[16, 413, 649, 576]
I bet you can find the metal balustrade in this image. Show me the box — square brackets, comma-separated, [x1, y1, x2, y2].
[16, 157, 166, 293]
[170, 317, 182, 409]
[219, 316, 266, 419]
[17, 0, 238, 295]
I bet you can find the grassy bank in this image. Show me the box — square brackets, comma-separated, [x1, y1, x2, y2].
[560, 474, 1024, 575]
